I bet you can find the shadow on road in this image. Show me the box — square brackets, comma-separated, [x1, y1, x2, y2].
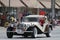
[12, 36, 49, 39]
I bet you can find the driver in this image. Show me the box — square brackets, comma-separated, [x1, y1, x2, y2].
[39, 17, 45, 26]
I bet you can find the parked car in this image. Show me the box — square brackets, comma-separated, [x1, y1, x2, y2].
[6, 15, 52, 38]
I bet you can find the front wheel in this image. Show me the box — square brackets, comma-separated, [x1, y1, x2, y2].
[7, 32, 13, 38]
[7, 27, 13, 38]
[32, 27, 37, 38]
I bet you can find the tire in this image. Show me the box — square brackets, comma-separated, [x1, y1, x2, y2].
[48, 27, 51, 33]
[24, 33, 28, 38]
[24, 35, 28, 38]
[7, 27, 13, 38]
[32, 27, 37, 38]
[45, 27, 51, 37]
[45, 33, 50, 37]
[7, 32, 13, 38]
[49, 25, 53, 30]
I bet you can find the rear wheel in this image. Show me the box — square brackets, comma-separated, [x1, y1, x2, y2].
[45, 27, 51, 37]
[49, 25, 53, 30]
[45, 33, 50, 37]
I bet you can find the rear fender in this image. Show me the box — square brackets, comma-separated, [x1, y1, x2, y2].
[44, 25, 49, 32]
[48, 25, 53, 30]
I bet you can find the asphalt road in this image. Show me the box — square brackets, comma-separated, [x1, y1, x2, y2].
[0, 26, 60, 40]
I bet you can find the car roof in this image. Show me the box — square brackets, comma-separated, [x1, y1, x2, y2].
[25, 15, 47, 18]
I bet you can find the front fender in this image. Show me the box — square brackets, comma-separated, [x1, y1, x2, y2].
[7, 27, 14, 31]
[26, 26, 34, 31]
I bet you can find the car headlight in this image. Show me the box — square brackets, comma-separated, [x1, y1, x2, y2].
[10, 24, 14, 27]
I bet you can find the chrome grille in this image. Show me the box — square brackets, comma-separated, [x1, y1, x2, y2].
[17, 24, 26, 29]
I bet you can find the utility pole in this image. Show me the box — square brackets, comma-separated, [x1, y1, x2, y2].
[51, 0, 55, 19]
[9, 0, 11, 13]
[9, 0, 10, 7]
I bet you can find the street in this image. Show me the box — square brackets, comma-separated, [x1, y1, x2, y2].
[0, 26, 60, 40]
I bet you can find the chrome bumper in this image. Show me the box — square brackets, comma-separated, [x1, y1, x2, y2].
[7, 30, 33, 34]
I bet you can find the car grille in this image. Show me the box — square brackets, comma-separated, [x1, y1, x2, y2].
[17, 24, 26, 29]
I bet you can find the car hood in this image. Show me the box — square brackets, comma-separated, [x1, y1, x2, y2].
[20, 22, 48, 32]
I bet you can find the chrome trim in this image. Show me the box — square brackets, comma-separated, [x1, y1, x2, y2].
[7, 31, 33, 32]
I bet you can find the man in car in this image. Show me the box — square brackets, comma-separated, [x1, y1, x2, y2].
[39, 17, 45, 26]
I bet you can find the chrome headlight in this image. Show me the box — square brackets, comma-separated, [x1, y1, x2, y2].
[10, 23, 15, 27]
[10, 24, 14, 27]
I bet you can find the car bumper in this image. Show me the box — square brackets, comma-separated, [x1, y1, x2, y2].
[7, 31, 33, 34]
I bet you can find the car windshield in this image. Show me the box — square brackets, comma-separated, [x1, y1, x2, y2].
[22, 17, 38, 22]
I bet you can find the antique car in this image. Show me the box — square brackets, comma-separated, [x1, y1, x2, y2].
[6, 15, 52, 38]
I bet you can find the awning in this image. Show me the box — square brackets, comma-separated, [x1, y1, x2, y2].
[0, 0, 9, 7]
[0, 0, 25, 7]
[22, 0, 60, 8]
[56, 2, 60, 7]
[22, 0, 44, 8]
[10, 0, 25, 7]
[56, 0, 60, 2]
[0, 4, 1, 6]
[40, 1, 59, 9]
[39, 0, 60, 2]
[0, 0, 60, 8]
